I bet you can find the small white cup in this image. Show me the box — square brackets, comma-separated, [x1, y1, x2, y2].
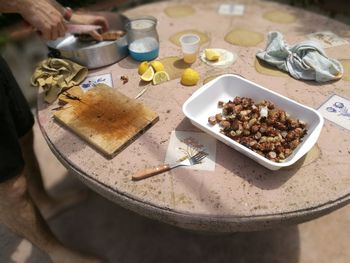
[179, 34, 200, 63]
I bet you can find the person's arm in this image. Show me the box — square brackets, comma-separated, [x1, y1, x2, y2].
[0, 0, 66, 40]
[0, 0, 109, 41]
[45, 0, 109, 33]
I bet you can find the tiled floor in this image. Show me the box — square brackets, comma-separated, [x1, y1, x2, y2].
[0, 120, 349, 263]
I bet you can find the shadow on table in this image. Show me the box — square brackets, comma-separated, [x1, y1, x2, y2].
[0, 175, 301, 263]
[298, 78, 341, 87]
[118, 56, 139, 69]
[48, 124, 88, 159]
[175, 118, 304, 191]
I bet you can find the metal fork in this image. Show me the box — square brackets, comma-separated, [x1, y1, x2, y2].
[132, 151, 208, 181]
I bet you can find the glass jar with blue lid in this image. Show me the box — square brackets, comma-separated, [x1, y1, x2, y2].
[126, 16, 159, 61]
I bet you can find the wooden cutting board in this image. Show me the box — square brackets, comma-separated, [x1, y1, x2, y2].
[54, 84, 159, 158]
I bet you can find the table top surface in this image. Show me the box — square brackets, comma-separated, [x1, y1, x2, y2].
[37, 0, 350, 232]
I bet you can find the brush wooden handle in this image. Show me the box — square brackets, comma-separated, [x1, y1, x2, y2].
[132, 164, 171, 181]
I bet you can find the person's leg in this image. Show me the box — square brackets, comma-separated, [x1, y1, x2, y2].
[0, 56, 104, 262]
[19, 128, 87, 219]
[0, 170, 103, 263]
[0, 54, 85, 219]
[18, 128, 55, 214]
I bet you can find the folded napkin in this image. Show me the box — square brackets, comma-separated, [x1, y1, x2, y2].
[256, 31, 343, 82]
[31, 58, 88, 103]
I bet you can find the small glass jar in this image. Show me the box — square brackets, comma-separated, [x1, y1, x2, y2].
[125, 16, 160, 61]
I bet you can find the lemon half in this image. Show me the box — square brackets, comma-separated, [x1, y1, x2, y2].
[141, 66, 155, 82]
[153, 71, 170, 85]
[205, 49, 220, 61]
[138, 61, 150, 75]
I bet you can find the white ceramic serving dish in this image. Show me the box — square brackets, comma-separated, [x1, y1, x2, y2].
[182, 74, 324, 170]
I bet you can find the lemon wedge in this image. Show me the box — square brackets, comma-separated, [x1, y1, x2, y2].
[138, 61, 150, 75]
[151, 61, 165, 72]
[153, 71, 170, 85]
[141, 66, 154, 82]
[181, 68, 200, 86]
[205, 49, 221, 61]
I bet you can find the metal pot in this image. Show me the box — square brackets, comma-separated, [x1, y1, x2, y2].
[46, 14, 129, 69]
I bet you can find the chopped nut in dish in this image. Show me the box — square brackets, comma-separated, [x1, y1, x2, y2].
[208, 97, 307, 162]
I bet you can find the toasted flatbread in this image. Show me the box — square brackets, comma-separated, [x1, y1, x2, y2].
[75, 30, 126, 42]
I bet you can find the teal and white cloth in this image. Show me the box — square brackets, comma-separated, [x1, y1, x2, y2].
[256, 31, 343, 82]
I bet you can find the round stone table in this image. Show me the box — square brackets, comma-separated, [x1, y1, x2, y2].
[37, 0, 350, 232]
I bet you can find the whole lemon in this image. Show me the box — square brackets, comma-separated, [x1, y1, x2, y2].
[138, 61, 150, 75]
[151, 61, 165, 72]
[181, 68, 200, 86]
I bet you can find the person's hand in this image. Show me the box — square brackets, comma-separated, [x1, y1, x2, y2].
[70, 13, 109, 32]
[19, 0, 66, 40]
[70, 13, 109, 41]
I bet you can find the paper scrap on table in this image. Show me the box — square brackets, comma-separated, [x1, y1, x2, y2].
[307, 31, 349, 48]
[165, 131, 217, 171]
[218, 4, 245, 16]
[80, 73, 113, 91]
[318, 94, 350, 131]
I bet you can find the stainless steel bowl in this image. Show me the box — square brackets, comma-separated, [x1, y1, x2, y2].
[47, 35, 128, 69]
[46, 14, 129, 69]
